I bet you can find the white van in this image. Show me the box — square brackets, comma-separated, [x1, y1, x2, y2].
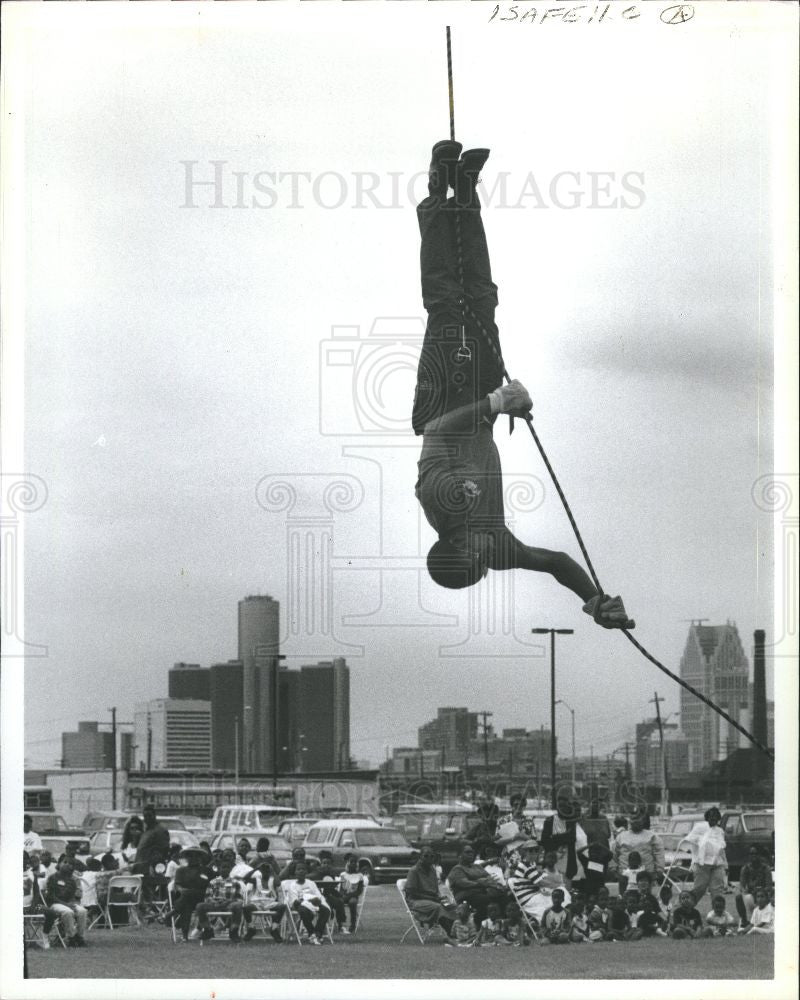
[210, 804, 297, 837]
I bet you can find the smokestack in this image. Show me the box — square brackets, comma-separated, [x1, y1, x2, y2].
[752, 629, 768, 749]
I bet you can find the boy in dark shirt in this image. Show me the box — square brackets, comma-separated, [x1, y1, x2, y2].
[670, 890, 704, 939]
[605, 895, 631, 941]
[170, 849, 212, 942]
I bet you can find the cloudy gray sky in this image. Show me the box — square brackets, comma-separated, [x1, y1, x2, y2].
[17, 3, 786, 771]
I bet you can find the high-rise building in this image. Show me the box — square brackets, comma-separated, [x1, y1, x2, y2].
[210, 660, 244, 771]
[634, 719, 691, 784]
[61, 721, 114, 769]
[278, 667, 301, 771]
[133, 699, 211, 770]
[679, 621, 750, 771]
[168, 662, 210, 701]
[298, 659, 351, 771]
[238, 595, 281, 772]
[120, 731, 135, 772]
[418, 707, 479, 755]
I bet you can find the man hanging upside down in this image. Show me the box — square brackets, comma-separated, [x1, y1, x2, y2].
[413, 139, 634, 629]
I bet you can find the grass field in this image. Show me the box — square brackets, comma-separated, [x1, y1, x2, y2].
[27, 885, 773, 981]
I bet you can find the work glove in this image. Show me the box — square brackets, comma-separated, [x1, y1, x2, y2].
[488, 380, 533, 417]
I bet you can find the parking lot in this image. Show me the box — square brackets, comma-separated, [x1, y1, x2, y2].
[27, 884, 773, 981]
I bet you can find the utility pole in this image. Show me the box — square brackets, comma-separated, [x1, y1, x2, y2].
[146, 715, 152, 771]
[478, 711, 493, 782]
[109, 707, 117, 810]
[556, 699, 576, 788]
[532, 628, 574, 808]
[624, 742, 632, 781]
[650, 691, 671, 817]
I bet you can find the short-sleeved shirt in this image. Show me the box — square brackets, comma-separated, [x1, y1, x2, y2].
[541, 907, 569, 934]
[671, 907, 702, 933]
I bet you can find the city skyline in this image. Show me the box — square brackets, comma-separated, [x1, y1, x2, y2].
[28, 604, 773, 776]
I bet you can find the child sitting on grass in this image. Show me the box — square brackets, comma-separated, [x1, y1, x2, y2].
[638, 893, 668, 937]
[740, 888, 774, 935]
[476, 901, 511, 946]
[445, 901, 477, 947]
[568, 896, 590, 943]
[657, 882, 675, 925]
[703, 894, 737, 937]
[605, 895, 631, 941]
[503, 902, 531, 946]
[588, 887, 612, 941]
[670, 890, 704, 939]
[622, 889, 644, 941]
[540, 888, 571, 945]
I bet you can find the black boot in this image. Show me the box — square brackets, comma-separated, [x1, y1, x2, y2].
[428, 139, 463, 196]
[455, 148, 490, 206]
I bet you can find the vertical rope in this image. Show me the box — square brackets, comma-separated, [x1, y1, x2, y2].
[446, 26, 455, 142]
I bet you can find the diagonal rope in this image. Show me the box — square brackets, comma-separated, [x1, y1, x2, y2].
[443, 26, 774, 763]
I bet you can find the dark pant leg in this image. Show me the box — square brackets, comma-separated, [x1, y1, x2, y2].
[458, 889, 491, 927]
[294, 904, 315, 935]
[175, 892, 203, 938]
[417, 195, 462, 328]
[314, 906, 330, 937]
[326, 893, 346, 927]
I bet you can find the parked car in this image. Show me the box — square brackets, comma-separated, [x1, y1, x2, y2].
[720, 809, 774, 879]
[209, 832, 293, 867]
[29, 814, 85, 837]
[82, 811, 138, 835]
[39, 835, 91, 859]
[274, 817, 321, 848]
[89, 828, 199, 858]
[209, 804, 298, 840]
[303, 819, 417, 884]
[168, 815, 211, 840]
[394, 806, 481, 875]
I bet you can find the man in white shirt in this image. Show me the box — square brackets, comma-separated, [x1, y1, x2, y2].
[24, 815, 43, 853]
[281, 862, 331, 944]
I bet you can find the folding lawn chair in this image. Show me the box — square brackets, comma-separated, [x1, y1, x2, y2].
[242, 883, 285, 942]
[352, 882, 368, 933]
[507, 879, 541, 943]
[23, 912, 66, 949]
[104, 874, 144, 930]
[166, 883, 178, 944]
[396, 879, 449, 945]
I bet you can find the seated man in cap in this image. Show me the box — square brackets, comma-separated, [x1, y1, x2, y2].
[413, 139, 634, 630]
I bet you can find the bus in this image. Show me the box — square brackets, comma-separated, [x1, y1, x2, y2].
[126, 781, 296, 819]
[24, 785, 54, 813]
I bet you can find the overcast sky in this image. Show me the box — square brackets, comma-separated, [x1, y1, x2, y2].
[17, 3, 785, 771]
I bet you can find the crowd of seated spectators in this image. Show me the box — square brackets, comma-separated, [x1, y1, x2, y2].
[402, 798, 775, 948]
[23, 801, 775, 951]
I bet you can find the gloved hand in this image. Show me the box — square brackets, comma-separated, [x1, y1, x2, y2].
[488, 380, 533, 417]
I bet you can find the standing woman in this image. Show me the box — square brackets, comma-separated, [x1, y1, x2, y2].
[684, 807, 728, 908]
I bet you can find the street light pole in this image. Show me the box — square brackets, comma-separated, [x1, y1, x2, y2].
[532, 628, 574, 809]
[555, 699, 576, 788]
